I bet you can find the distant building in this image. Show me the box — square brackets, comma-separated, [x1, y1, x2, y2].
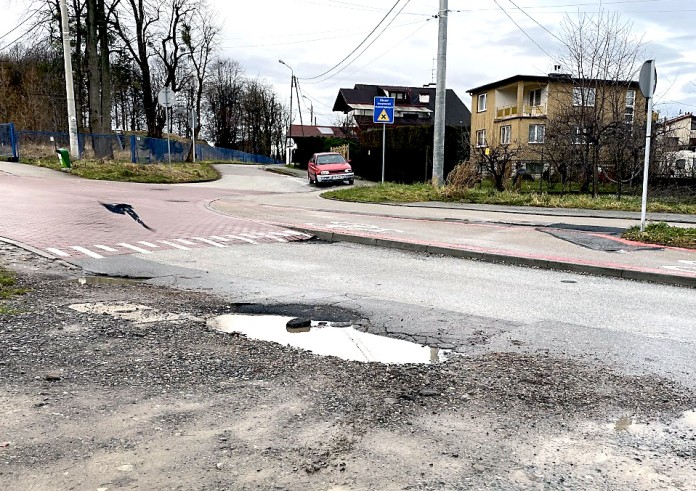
[661, 113, 696, 151]
[467, 72, 646, 175]
[332, 83, 470, 130]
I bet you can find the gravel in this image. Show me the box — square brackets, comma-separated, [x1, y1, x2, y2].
[1, 242, 695, 490]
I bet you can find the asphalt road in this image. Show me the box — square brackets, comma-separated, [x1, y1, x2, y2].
[2, 162, 696, 389]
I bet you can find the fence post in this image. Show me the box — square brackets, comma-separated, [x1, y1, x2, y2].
[130, 135, 137, 163]
[9, 122, 18, 160]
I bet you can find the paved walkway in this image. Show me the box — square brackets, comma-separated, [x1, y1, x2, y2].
[2, 161, 695, 286]
[0, 162, 311, 260]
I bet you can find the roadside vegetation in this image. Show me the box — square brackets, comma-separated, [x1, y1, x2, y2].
[20, 158, 222, 184]
[0, 267, 26, 314]
[323, 182, 696, 215]
[623, 222, 696, 249]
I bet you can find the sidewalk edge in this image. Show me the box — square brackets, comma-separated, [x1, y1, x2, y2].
[290, 228, 696, 289]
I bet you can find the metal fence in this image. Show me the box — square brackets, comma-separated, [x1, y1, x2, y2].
[0, 123, 18, 161]
[130, 135, 281, 164]
[8, 127, 281, 165]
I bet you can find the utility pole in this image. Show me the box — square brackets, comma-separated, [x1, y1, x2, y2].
[58, 0, 80, 159]
[432, 0, 448, 186]
[279, 60, 294, 165]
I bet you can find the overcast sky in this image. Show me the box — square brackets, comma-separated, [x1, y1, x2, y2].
[2, 0, 696, 126]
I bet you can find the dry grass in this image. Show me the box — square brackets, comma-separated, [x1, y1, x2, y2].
[23, 158, 220, 184]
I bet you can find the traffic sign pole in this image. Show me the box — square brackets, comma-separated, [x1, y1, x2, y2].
[373, 97, 395, 185]
[639, 60, 657, 232]
[382, 123, 386, 184]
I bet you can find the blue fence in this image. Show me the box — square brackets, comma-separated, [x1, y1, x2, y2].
[5, 126, 281, 164]
[130, 135, 281, 164]
[0, 123, 18, 160]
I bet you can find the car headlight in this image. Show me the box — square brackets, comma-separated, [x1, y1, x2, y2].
[320, 171, 329, 175]
[344, 169, 352, 173]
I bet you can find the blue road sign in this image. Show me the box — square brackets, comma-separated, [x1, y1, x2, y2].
[373, 96, 395, 124]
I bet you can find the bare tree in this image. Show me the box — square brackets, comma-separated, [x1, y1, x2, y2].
[472, 136, 522, 192]
[544, 12, 644, 197]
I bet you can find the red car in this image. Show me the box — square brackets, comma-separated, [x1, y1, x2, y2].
[307, 152, 354, 185]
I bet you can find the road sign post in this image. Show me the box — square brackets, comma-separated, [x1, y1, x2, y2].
[638, 60, 657, 232]
[158, 87, 175, 165]
[373, 97, 395, 184]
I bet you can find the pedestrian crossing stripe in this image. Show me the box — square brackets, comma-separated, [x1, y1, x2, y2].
[378, 109, 390, 121]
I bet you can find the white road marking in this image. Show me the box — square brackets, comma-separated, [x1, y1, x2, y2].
[209, 235, 230, 242]
[223, 234, 258, 244]
[192, 237, 226, 248]
[71, 246, 104, 259]
[158, 240, 191, 250]
[94, 245, 118, 252]
[46, 248, 70, 257]
[117, 243, 153, 254]
[262, 233, 288, 243]
[138, 241, 159, 248]
[662, 260, 696, 274]
[174, 239, 196, 245]
[305, 221, 403, 234]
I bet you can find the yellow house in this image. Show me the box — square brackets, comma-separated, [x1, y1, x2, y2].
[467, 72, 646, 174]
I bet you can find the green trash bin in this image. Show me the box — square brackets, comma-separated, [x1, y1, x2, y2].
[57, 148, 71, 169]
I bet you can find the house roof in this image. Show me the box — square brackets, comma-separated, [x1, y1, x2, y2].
[332, 83, 470, 127]
[289, 125, 350, 138]
[662, 112, 695, 126]
[467, 74, 641, 95]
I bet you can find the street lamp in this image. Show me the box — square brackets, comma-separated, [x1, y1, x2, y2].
[302, 95, 314, 126]
[279, 59, 295, 166]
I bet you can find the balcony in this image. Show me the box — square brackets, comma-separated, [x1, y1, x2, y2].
[495, 103, 547, 120]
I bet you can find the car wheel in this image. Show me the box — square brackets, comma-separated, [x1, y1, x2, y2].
[347, 179, 354, 185]
[308, 173, 314, 185]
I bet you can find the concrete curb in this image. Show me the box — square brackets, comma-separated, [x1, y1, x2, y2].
[0, 236, 80, 270]
[290, 227, 696, 289]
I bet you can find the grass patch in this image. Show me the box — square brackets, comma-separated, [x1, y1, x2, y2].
[623, 222, 696, 249]
[22, 158, 221, 184]
[323, 183, 696, 215]
[0, 267, 27, 313]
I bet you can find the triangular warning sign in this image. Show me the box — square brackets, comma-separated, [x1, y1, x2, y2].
[378, 109, 390, 121]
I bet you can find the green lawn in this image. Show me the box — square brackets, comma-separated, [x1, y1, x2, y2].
[623, 222, 696, 249]
[323, 183, 696, 215]
[22, 158, 222, 183]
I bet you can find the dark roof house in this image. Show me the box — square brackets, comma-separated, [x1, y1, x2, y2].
[332, 84, 470, 129]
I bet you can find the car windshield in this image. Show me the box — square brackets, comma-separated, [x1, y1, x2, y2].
[316, 154, 346, 165]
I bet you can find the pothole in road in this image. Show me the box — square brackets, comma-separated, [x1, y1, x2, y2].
[208, 314, 449, 365]
[68, 302, 202, 325]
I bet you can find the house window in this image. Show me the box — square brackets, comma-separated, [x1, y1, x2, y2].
[528, 89, 542, 107]
[691, 119, 696, 131]
[572, 126, 586, 144]
[528, 124, 545, 143]
[625, 90, 635, 124]
[500, 125, 511, 145]
[572, 87, 596, 107]
[476, 129, 487, 147]
[478, 93, 487, 112]
[419, 93, 430, 103]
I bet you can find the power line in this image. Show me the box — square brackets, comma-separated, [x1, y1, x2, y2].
[322, 19, 432, 88]
[504, 0, 563, 42]
[303, 0, 414, 85]
[492, 0, 558, 61]
[299, 0, 406, 80]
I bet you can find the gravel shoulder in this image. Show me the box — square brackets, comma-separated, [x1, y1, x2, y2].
[1, 243, 695, 490]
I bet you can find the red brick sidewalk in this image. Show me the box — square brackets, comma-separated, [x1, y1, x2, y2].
[0, 175, 310, 260]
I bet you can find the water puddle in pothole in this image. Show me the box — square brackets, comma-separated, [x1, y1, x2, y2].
[611, 409, 696, 434]
[208, 314, 449, 364]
